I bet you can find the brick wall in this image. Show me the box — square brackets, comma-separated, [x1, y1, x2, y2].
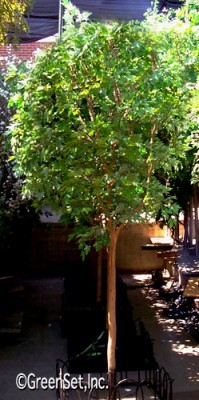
[0, 40, 54, 68]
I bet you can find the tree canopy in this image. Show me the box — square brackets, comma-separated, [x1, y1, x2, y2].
[9, 3, 198, 237]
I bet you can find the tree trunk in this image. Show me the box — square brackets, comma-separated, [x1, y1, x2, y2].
[107, 228, 119, 400]
[193, 184, 199, 259]
[96, 248, 102, 304]
[189, 197, 193, 247]
[174, 213, 180, 243]
[183, 207, 189, 248]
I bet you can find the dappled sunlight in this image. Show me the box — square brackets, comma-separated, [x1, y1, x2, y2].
[131, 274, 152, 282]
[126, 274, 199, 388]
[156, 319, 185, 334]
[140, 285, 198, 337]
[122, 273, 152, 288]
[172, 342, 199, 356]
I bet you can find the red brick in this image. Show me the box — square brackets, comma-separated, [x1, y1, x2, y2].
[0, 40, 53, 68]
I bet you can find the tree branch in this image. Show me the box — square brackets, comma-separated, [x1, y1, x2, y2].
[86, 94, 95, 121]
[146, 123, 156, 186]
[113, 82, 120, 107]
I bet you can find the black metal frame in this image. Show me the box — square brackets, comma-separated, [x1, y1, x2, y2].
[56, 357, 173, 400]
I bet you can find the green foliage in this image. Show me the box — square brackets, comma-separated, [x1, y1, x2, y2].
[177, 0, 199, 25]
[0, 58, 40, 256]
[7, 2, 199, 251]
[187, 77, 199, 183]
[0, 0, 31, 45]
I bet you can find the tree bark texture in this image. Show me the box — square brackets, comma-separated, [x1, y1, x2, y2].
[96, 248, 102, 304]
[193, 184, 199, 259]
[107, 227, 121, 399]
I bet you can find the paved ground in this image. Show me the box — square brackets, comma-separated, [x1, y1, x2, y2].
[0, 270, 199, 399]
[0, 277, 66, 400]
[123, 273, 199, 400]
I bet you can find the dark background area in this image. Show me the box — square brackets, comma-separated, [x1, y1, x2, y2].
[16, 1, 184, 42]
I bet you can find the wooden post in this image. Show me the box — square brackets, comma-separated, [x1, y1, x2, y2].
[183, 207, 189, 248]
[189, 197, 194, 246]
[193, 183, 199, 259]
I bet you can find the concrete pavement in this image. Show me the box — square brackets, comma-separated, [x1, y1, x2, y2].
[123, 273, 199, 399]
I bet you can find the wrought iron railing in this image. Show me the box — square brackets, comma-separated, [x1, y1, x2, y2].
[56, 317, 173, 400]
[56, 361, 174, 400]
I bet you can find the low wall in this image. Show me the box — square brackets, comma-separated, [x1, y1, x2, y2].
[116, 223, 167, 272]
[30, 222, 169, 274]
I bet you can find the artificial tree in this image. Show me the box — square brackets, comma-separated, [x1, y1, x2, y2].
[8, 2, 198, 396]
